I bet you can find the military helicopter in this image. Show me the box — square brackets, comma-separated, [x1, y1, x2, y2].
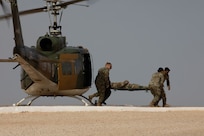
[0, 0, 93, 106]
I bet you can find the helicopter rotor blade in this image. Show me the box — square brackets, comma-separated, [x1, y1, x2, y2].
[86, 0, 99, 5]
[57, 0, 87, 8]
[0, 0, 87, 20]
[0, 0, 11, 24]
[0, 0, 9, 14]
[0, 6, 47, 20]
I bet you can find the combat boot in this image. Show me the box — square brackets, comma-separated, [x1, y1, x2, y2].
[97, 102, 102, 106]
[162, 98, 167, 107]
[149, 102, 155, 107]
[88, 95, 94, 102]
[163, 104, 170, 107]
[102, 101, 107, 105]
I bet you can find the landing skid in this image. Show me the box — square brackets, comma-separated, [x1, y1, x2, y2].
[79, 95, 95, 106]
[13, 95, 93, 106]
[13, 95, 40, 106]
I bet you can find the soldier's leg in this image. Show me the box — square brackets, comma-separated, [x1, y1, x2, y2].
[161, 89, 166, 107]
[149, 87, 156, 107]
[102, 89, 111, 104]
[150, 95, 160, 107]
[88, 92, 99, 102]
[97, 87, 106, 106]
[154, 93, 162, 106]
[154, 87, 162, 106]
[149, 87, 161, 107]
[162, 90, 170, 107]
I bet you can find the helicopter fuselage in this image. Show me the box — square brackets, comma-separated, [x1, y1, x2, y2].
[0, 0, 93, 105]
[13, 34, 92, 96]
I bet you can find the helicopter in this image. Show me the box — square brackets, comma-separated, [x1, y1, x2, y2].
[0, 0, 93, 106]
[0, 0, 150, 106]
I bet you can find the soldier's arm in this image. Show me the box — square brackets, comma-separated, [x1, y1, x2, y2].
[166, 74, 170, 90]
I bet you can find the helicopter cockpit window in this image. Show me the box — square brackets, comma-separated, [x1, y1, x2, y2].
[62, 62, 72, 75]
[75, 59, 83, 74]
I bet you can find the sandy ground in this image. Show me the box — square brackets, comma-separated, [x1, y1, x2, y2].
[0, 109, 204, 136]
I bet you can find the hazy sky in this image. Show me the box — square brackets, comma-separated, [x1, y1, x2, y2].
[0, 0, 204, 106]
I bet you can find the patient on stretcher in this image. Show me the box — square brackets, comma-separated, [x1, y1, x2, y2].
[111, 80, 149, 91]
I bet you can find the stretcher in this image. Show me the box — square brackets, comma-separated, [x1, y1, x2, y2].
[111, 80, 149, 91]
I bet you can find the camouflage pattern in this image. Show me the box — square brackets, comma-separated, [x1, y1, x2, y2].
[149, 86, 163, 106]
[88, 88, 111, 105]
[149, 72, 164, 88]
[111, 80, 149, 91]
[161, 72, 170, 106]
[163, 73, 170, 87]
[148, 72, 165, 107]
[111, 80, 129, 89]
[89, 92, 99, 99]
[95, 67, 111, 104]
[95, 67, 110, 88]
[161, 87, 166, 107]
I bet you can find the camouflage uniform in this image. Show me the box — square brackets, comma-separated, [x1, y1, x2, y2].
[111, 80, 129, 89]
[90, 67, 111, 106]
[148, 72, 164, 107]
[161, 72, 170, 107]
[88, 88, 110, 105]
[111, 80, 149, 91]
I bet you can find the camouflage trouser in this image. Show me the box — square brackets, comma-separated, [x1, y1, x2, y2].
[90, 92, 99, 98]
[96, 84, 111, 104]
[149, 85, 163, 106]
[103, 88, 111, 103]
[161, 89, 167, 107]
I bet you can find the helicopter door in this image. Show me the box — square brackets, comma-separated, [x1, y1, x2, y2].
[58, 54, 78, 90]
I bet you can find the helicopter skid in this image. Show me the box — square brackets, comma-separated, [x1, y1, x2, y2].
[13, 82, 92, 106]
[13, 95, 92, 106]
[13, 95, 40, 106]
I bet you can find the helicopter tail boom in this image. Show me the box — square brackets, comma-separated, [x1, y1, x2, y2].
[10, 0, 24, 49]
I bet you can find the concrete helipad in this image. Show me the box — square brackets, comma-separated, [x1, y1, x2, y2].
[0, 106, 204, 113]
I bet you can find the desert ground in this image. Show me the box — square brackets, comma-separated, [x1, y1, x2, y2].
[0, 107, 204, 136]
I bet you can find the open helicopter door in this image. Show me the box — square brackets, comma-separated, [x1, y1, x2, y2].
[58, 54, 78, 90]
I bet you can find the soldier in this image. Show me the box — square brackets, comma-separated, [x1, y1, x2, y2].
[89, 80, 129, 105]
[89, 62, 112, 106]
[148, 68, 165, 107]
[161, 67, 171, 107]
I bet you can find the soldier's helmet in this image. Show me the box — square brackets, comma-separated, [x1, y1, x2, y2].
[165, 67, 170, 71]
[157, 67, 163, 72]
